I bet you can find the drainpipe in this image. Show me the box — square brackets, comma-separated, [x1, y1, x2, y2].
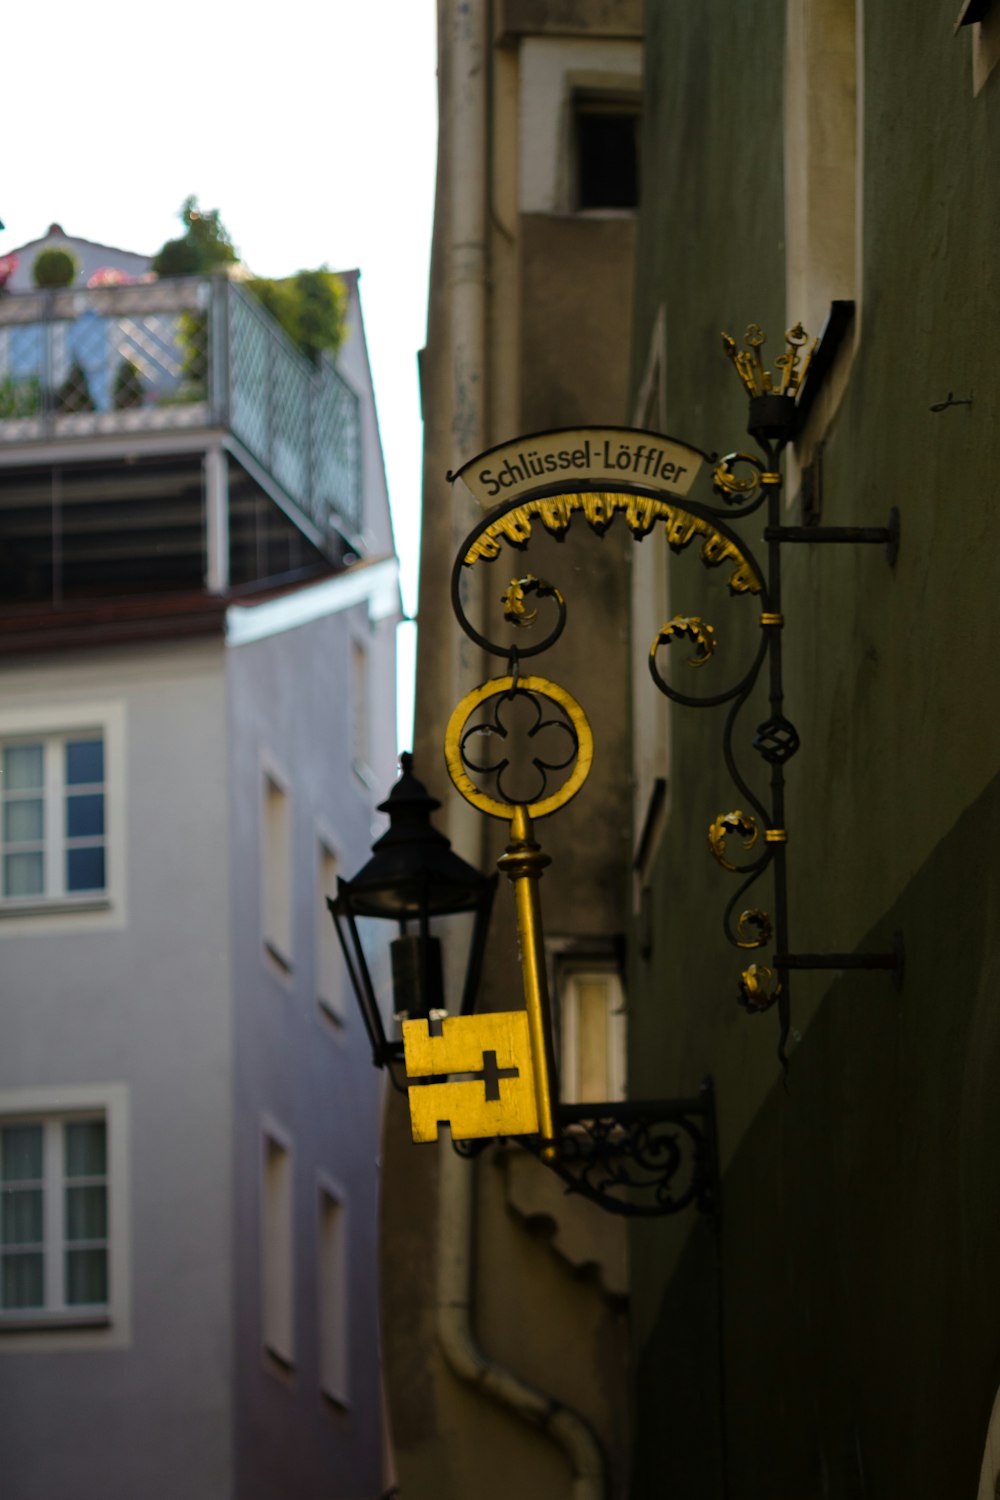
[445, 0, 489, 868]
[436, 8, 605, 1495]
[436, 1139, 606, 1500]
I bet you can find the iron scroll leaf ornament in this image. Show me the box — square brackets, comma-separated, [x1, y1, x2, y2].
[446, 425, 783, 1058]
[449, 486, 768, 663]
[452, 1087, 718, 1220]
[445, 374, 902, 1073]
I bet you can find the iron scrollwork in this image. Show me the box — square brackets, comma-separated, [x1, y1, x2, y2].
[649, 322, 902, 1060]
[442, 344, 903, 1208]
[524, 1088, 718, 1218]
[453, 1087, 718, 1220]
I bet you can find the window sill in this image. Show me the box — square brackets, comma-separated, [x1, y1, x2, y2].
[264, 940, 293, 976]
[318, 996, 347, 1030]
[264, 1344, 297, 1387]
[0, 896, 110, 919]
[351, 758, 377, 791]
[321, 1388, 351, 1415]
[0, 1312, 111, 1333]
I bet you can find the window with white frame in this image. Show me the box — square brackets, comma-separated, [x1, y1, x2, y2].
[557, 963, 627, 1106]
[261, 1130, 294, 1369]
[1, 733, 106, 904]
[318, 1184, 348, 1405]
[1, 1113, 109, 1321]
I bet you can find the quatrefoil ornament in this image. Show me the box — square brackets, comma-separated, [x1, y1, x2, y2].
[445, 676, 594, 821]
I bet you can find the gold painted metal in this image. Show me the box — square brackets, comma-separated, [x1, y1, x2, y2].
[721, 322, 818, 400]
[759, 612, 784, 628]
[403, 1012, 538, 1142]
[712, 451, 764, 501]
[462, 492, 762, 596]
[444, 675, 594, 823]
[496, 806, 560, 1156]
[651, 615, 717, 668]
[708, 810, 759, 870]
[764, 829, 788, 843]
[760, 472, 782, 485]
[501, 573, 562, 629]
[735, 908, 773, 950]
[739, 964, 782, 1012]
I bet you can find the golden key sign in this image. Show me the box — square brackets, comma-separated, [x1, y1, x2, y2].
[402, 1012, 538, 1142]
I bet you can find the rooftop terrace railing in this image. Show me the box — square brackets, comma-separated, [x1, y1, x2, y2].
[0, 276, 362, 544]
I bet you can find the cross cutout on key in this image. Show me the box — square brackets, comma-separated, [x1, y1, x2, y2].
[476, 1049, 520, 1101]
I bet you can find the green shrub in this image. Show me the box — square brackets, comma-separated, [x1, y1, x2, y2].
[152, 196, 238, 277]
[248, 268, 347, 365]
[32, 248, 78, 288]
[56, 361, 95, 413]
[0, 376, 42, 418]
[113, 358, 144, 410]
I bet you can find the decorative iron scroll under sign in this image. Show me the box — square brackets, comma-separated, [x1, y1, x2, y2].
[449, 426, 707, 509]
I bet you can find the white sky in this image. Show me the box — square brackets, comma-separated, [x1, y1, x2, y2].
[2, 0, 437, 750]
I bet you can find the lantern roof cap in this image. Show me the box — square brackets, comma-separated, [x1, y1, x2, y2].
[337, 753, 493, 919]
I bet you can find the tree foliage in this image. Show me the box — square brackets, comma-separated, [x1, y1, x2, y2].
[151, 196, 239, 278]
[152, 198, 346, 364]
[247, 268, 347, 365]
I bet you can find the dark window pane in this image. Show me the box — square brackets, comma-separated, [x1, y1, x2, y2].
[66, 1185, 107, 1242]
[577, 110, 639, 210]
[66, 1247, 107, 1306]
[66, 739, 103, 786]
[1, 1251, 44, 1309]
[66, 793, 104, 839]
[1, 1125, 43, 1182]
[66, 845, 105, 893]
[1, 1187, 43, 1246]
[64, 1121, 106, 1178]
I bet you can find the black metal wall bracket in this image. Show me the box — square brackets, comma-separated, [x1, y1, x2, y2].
[775, 932, 905, 989]
[453, 1080, 719, 1220]
[651, 323, 908, 1063]
[763, 507, 900, 567]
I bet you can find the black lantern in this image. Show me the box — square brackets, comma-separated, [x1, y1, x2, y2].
[328, 753, 497, 1070]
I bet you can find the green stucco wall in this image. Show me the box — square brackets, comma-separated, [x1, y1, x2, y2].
[627, 1, 1000, 1493]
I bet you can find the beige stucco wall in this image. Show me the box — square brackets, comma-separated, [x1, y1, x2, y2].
[388, 4, 643, 1496]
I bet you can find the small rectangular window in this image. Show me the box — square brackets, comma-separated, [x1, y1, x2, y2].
[558, 965, 627, 1105]
[318, 1187, 348, 1404]
[1, 733, 106, 904]
[317, 841, 345, 1024]
[262, 772, 292, 969]
[575, 96, 640, 211]
[261, 1133, 294, 1368]
[351, 638, 370, 777]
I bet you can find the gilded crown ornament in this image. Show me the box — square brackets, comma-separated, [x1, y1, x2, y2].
[721, 322, 817, 402]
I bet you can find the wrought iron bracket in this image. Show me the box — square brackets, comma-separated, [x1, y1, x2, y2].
[763, 506, 900, 566]
[774, 931, 905, 989]
[453, 1079, 719, 1219]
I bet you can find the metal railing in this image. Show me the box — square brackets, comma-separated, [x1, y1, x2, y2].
[0, 276, 362, 544]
